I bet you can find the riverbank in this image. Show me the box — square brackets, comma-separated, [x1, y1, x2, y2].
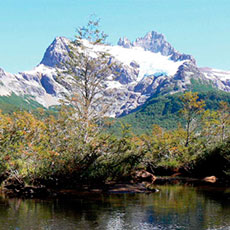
[2, 174, 230, 199]
[1, 182, 158, 198]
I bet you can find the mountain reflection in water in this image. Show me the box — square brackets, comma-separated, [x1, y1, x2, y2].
[0, 185, 230, 230]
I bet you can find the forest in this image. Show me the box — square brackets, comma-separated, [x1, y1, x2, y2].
[1, 19, 230, 196]
[1, 91, 230, 194]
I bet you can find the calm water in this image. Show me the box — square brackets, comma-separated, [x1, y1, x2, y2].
[0, 185, 230, 230]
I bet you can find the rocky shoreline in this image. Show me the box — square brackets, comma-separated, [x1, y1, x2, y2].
[1, 174, 229, 199]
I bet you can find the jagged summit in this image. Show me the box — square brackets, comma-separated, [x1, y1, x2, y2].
[118, 31, 196, 64]
[133, 31, 171, 55]
[40, 36, 70, 67]
[117, 37, 132, 48]
[0, 67, 5, 76]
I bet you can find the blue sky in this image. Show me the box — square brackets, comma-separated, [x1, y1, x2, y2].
[1, 0, 230, 73]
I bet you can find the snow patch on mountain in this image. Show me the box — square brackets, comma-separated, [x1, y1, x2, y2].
[199, 67, 230, 92]
[106, 45, 185, 81]
[83, 39, 185, 81]
[200, 67, 230, 81]
[1, 31, 230, 116]
[23, 64, 55, 76]
[0, 86, 11, 96]
[0, 64, 69, 107]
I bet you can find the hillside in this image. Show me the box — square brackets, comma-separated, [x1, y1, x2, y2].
[1, 30, 230, 125]
[111, 90, 230, 134]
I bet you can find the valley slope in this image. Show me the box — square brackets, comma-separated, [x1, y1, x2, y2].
[0, 31, 230, 129]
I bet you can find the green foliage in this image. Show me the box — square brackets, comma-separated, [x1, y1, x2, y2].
[180, 91, 205, 146]
[2, 18, 230, 189]
[84, 124, 145, 183]
[114, 94, 184, 134]
[0, 93, 45, 113]
[1, 91, 230, 189]
[189, 78, 215, 92]
[191, 140, 230, 177]
[0, 109, 144, 187]
[0, 93, 59, 119]
[0, 19, 143, 188]
[111, 91, 230, 135]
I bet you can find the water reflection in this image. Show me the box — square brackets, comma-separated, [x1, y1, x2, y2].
[0, 185, 230, 230]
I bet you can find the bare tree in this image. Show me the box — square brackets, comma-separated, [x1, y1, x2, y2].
[58, 18, 115, 142]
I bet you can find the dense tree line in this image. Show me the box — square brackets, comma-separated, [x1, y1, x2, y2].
[1, 92, 230, 190]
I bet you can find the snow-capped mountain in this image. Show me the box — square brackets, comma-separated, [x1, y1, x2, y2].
[0, 31, 230, 116]
[0, 64, 67, 107]
[118, 31, 196, 64]
[199, 67, 230, 91]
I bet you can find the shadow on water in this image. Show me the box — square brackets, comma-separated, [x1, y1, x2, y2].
[0, 185, 230, 230]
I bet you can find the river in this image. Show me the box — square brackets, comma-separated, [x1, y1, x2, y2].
[0, 185, 230, 230]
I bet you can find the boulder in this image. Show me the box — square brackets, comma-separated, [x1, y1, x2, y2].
[134, 170, 156, 183]
[203, 176, 217, 183]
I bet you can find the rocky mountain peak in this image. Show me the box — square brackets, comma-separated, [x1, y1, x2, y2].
[1, 31, 230, 117]
[40, 36, 70, 68]
[133, 31, 173, 56]
[0, 68, 5, 76]
[117, 37, 132, 48]
[118, 31, 196, 65]
[141, 31, 166, 43]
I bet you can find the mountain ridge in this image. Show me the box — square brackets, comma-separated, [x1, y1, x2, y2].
[118, 31, 196, 64]
[0, 31, 230, 117]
